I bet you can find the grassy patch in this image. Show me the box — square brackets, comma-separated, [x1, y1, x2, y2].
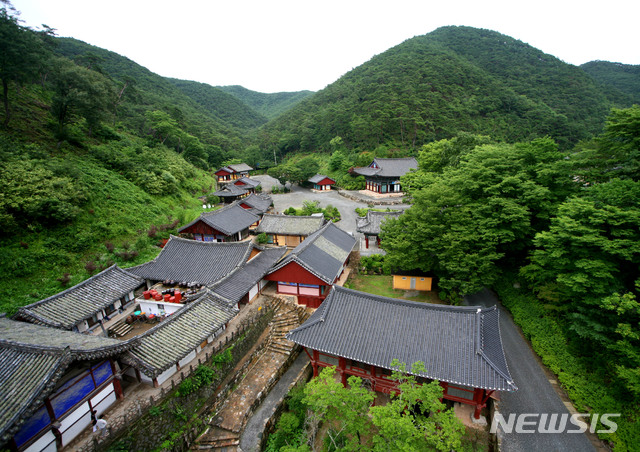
[345, 274, 443, 304]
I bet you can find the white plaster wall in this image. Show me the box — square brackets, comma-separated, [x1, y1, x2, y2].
[24, 431, 56, 452]
[178, 350, 197, 369]
[154, 365, 177, 386]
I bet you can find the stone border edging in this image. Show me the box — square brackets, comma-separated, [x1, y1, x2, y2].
[258, 359, 313, 451]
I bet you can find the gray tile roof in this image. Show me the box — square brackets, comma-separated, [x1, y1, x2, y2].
[128, 236, 254, 286]
[308, 174, 335, 184]
[256, 214, 325, 236]
[353, 157, 418, 178]
[287, 286, 517, 391]
[0, 316, 136, 440]
[267, 223, 356, 284]
[0, 317, 133, 359]
[213, 183, 248, 198]
[228, 163, 253, 173]
[178, 203, 259, 236]
[239, 194, 272, 215]
[210, 247, 287, 305]
[0, 344, 69, 441]
[234, 177, 261, 188]
[16, 265, 144, 330]
[356, 210, 403, 235]
[123, 290, 237, 377]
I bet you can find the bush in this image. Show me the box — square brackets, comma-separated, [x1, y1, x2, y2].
[360, 254, 386, 275]
[323, 205, 341, 222]
[256, 232, 269, 244]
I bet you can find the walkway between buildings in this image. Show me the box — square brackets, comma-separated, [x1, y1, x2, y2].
[194, 296, 310, 450]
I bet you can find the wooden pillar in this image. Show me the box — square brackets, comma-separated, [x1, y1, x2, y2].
[365, 236, 369, 249]
[472, 388, 485, 419]
[312, 350, 319, 377]
[338, 357, 347, 387]
[110, 360, 124, 399]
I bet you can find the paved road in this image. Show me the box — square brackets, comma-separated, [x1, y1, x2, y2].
[464, 289, 595, 452]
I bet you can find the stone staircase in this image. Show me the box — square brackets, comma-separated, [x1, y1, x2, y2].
[108, 318, 133, 337]
[193, 296, 310, 451]
[193, 427, 239, 450]
[267, 303, 304, 355]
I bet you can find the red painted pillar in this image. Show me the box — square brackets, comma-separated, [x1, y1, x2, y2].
[312, 350, 320, 377]
[338, 357, 347, 386]
[472, 388, 485, 419]
[110, 360, 124, 400]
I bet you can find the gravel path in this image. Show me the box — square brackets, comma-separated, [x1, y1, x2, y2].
[252, 174, 410, 236]
[464, 289, 596, 452]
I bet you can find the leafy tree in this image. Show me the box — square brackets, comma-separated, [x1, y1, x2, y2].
[49, 57, 114, 137]
[0, 158, 86, 232]
[370, 361, 465, 452]
[303, 366, 375, 451]
[382, 138, 575, 298]
[521, 179, 640, 390]
[598, 105, 640, 181]
[0, 4, 51, 126]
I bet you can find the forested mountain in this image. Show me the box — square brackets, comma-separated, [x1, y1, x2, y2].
[581, 60, 640, 104]
[258, 26, 633, 154]
[217, 85, 314, 119]
[54, 38, 246, 160]
[167, 78, 269, 130]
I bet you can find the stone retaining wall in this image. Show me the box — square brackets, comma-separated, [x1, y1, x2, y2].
[338, 190, 408, 206]
[258, 360, 313, 451]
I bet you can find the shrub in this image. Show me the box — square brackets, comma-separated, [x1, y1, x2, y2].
[256, 232, 268, 244]
[84, 260, 97, 275]
[57, 273, 71, 287]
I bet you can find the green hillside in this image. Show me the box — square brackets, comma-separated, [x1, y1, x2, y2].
[258, 26, 632, 154]
[217, 85, 314, 119]
[54, 37, 246, 163]
[581, 60, 640, 104]
[0, 13, 220, 313]
[168, 78, 269, 130]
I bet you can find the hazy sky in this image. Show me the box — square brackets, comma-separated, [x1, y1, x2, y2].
[11, 0, 640, 93]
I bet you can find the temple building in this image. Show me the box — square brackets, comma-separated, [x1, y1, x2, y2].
[263, 223, 356, 308]
[352, 157, 417, 194]
[287, 286, 517, 419]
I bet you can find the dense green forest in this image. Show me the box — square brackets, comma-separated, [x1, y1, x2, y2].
[582, 60, 640, 104]
[217, 85, 314, 120]
[1, 4, 640, 449]
[379, 106, 640, 449]
[258, 26, 635, 154]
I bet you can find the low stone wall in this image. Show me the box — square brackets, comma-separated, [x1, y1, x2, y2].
[258, 359, 313, 451]
[338, 190, 409, 206]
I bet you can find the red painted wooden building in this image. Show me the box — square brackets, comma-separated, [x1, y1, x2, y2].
[308, 174, 336, 191]
[178, 203, 259, 242]
[214, 163, 253, 183]
[287, 286, 517, 419]
[263, 223, 356, 308]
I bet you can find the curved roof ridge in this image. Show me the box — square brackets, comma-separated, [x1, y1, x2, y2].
[478, 307, 518, 390]
[18, 265, 141, 310]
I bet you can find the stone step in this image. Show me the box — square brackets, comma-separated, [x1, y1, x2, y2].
[108, 320, 133, 337]
[268, 342, 294, 354]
